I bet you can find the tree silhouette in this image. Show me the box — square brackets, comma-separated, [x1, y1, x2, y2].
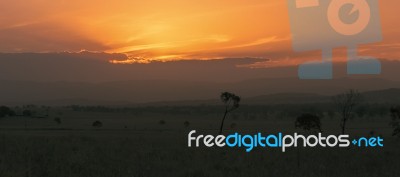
[0, 106, 15, 118]
[390, 107, 400, 137]
[294, 113, 322, 168]
[295, 113, 322, 133]
[333, 89, 361, 134]
[159, 120, 166, 125]
[219, 92, 240, 134]
[54, 117, 62, 125]
[92, 121, 103, 128]
[22, 110, 33, 117]
[184, 121, 190, 127]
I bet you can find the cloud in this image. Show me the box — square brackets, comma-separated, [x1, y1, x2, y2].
[1, 0, 399, 67]
[0, 20, 41, 30]
[0, 21, 108, 52]
[108, 34, 232, 56]
[110, 43, 177, 53]
[221, 36, 290, 49]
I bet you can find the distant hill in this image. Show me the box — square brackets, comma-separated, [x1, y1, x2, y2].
[245, 93, 329, 104]
[242, 88, 400, 105]
[2, 52, 400, 106]
[1, 79, 400, 106]
[146, 88, 400, 106]
[362, 88, 400, 104]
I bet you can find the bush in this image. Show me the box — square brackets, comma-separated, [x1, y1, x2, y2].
[295, 113, 322, 133]
[92, 121, 103, 128]
[390, 107, 400, 137]
[23, 110, 33, 117]
[159, 120, 166, 125]
[54, 117, 62, 125]
[184, 121, 190, 127]
[0, 106, 16, 118]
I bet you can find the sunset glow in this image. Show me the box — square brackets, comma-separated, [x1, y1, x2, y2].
[1, 0, 399, 66]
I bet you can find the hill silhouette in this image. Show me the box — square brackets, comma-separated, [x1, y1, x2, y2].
[1, 79, 400, 106]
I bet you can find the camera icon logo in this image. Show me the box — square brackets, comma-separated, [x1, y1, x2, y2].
[287, 0, 382, 79]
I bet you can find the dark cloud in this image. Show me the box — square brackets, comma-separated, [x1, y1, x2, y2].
[0, 52, 288, 82]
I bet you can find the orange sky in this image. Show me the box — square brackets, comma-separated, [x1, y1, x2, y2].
[0, 0, 399, 66]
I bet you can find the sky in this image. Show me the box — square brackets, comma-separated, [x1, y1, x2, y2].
[0, 0, 399, 67]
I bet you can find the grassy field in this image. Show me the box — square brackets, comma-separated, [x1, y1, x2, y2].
[0, 106, 399, 177]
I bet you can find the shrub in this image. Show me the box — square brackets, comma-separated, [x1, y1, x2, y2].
[159, 120, 166, 125]
[295, 113, 322, 133]
[54, 117, 62, 125]
[184, 121, 190, 127]
[92, 121, 103, 128]
[390, 107, 400, 137]
[0, 106, 15, 118]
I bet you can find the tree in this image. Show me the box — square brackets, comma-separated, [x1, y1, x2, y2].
[22, 110, 33, 117]
[333, 89, 361, 134]
[219, 92, 240, 134]
[92, 121, 103, 128]
[294, 113, 323, 168]
[390, 107, 400, 137]
[54, 117, 62, 125]
[159, 120, 166, 125]
[184, 121, 190, 127]
[295, 113, 322, 133]
[0, 106, 15, 118]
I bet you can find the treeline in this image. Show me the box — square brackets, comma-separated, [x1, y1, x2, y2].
[0, 103, 393, 120]
[66, 103, 391, 120]
[0, 105, 50, 118]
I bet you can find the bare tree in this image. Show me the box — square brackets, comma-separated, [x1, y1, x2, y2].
[390, 107, 400, 137]
[219, 92, 240, 134]
[333, 89, 361, 134]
